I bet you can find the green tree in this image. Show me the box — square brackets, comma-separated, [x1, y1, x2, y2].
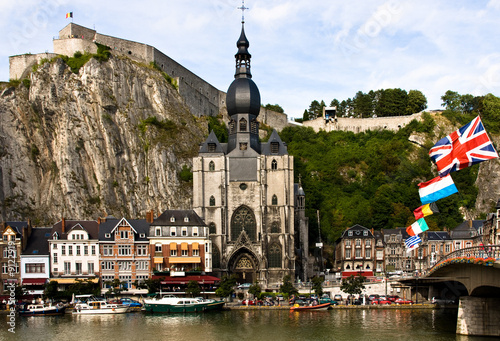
[207, 115, 228, 143]
[406, 90, 427, 114]
[144, 278, 162, 294]
[264, 103, 285, 113]
[44, 280, 59, 300]
[307, 100, 325, 120]
[441, 90, 461, 111]
[340, 275, 366, 304]
[185, 280, 201, 297]
[248, 281, 262, 298]
[311, 276, 324, 296]
[215, 274, 237, 299]
[279, 275, 298, 297]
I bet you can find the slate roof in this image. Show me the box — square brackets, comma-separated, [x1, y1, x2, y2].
[50, 220, 99, 240]
[450, 220, 484, 239]
[261, 130, 288, 156]
[427, 231, 451, 241]
[22, 227, 51, 256]
[341, 224, 374, 239]
[198, 131, 227, 154]
[4, 221, 30, 236]
[152, 210, 206, 227]
[98, 218, 150, 241]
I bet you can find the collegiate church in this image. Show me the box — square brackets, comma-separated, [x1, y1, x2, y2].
[193, 19, 311, 286]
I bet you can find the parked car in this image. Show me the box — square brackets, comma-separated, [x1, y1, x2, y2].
[118, 298, 142, 307]
[242, 299, 263, 306]
[368, 294, 379, 301]
[394, 298, 413, 305]
[387, 295, 400, 302]
[333, 294, 343, 302]
[371, 298, 391, 305]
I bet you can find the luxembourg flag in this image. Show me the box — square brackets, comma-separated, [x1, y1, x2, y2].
[406, 218, 429, 237]
[418, 174, 458, 205]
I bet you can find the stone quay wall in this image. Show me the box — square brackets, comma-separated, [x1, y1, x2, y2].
[456, 296, 500, 336]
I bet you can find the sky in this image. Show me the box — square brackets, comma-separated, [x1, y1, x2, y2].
[1, 0, 500, 120]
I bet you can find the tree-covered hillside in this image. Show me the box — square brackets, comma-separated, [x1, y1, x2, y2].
[281, 113, 483, 247]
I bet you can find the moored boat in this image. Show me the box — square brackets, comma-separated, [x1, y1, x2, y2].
[290, 302, 331, 311]
[18, 303, 67, 316]
[143, 295, 225, 313]
[72, 295, 129, 314]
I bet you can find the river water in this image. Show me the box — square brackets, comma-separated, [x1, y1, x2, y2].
[0, 308, 492, 341]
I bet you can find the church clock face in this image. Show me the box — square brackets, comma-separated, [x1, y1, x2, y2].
[239, 183, 247, 190]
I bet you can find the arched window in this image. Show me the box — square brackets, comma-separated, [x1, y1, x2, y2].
[212, 245, 220, 269]
[209, 161, 215, 171]
[209, 196, 215, 207]
[239, 118, 247, 132]
[209, 222, 216, 234]
[272, 195, 278, 206]
[268, 244, 281, 268]
[271, 222, 280, 233]
[271, 159, 277, 170]
[231, 206, 256, 241]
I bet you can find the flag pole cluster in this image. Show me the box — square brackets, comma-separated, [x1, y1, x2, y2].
[405, 115, 498, 252]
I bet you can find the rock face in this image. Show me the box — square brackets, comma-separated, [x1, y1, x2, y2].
[0, 55, 205, 224]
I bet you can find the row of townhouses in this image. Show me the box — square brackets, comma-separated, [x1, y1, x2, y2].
[2, 202, 500, 296]
[334, 215, 499, 278]
[0, 209, 212, 296]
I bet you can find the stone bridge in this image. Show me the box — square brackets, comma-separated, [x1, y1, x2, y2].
[401, 245, 500, 337]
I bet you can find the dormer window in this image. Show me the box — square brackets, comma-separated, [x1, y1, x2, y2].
[208, 143, 216, 153]
[348, 231, 353, 236]
[140, 233, 145, 238]
[105, 233, 111, 238]
[363, 231, 368, 236]
[184, 217, 189, 222]
[170, 217, 175, 223]
[271, 142, 279, 154]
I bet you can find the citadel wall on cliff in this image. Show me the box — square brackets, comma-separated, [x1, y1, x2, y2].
[9, 23, 288, 131]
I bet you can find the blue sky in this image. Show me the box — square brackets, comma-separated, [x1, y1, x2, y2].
[1, 0, 500, 119]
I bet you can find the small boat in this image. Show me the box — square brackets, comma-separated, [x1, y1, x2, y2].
[143, 295, 225, 313]
[290, 302, 331, 311]
[72, 295, 129, 315]
[18, 303, 67, 316]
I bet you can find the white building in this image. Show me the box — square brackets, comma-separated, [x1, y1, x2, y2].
[20, 227, 51, 295]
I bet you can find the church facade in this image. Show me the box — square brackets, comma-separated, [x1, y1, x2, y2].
[192, 22, 304, 287]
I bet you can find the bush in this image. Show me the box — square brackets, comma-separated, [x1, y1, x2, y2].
[179, 165, 193, 182]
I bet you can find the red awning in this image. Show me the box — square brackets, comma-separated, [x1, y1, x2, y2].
[341, 270, 374, 279]
[22, 278, 48, 285]
[152, 275, 221, 285]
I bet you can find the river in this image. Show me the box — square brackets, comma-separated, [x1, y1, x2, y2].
[0, 308, 492, 341]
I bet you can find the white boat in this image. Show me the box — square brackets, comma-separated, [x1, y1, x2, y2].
[19, 303, 66, 316]
[143, 295, 225, 313]
[72, 295, 129, 314]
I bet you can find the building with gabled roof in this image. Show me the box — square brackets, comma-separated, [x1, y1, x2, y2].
[20, 227, 51, 295]
[48, 218, 99, 290]
[98, 216, 150, 294]
[1, 221, 32, 293]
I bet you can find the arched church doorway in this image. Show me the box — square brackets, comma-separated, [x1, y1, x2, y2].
[229, 250, 258, 284]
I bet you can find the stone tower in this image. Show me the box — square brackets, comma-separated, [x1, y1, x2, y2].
[192, 20, 295, 287]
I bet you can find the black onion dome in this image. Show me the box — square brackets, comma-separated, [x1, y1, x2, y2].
[227, 77, 261, 116]
[226, 23, 261, 117]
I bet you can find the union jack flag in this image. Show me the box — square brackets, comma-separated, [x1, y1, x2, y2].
[429, 116, 498, 176]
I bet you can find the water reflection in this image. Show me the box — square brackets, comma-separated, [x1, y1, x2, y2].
[1, 309, 492, 341]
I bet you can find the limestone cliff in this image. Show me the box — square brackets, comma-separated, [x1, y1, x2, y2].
[0, 55, 206, 224]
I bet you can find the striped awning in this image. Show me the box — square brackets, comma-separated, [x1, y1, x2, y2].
[168, 256, 201, 264]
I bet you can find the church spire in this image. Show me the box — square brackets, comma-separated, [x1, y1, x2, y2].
[234, 3, 251, 79]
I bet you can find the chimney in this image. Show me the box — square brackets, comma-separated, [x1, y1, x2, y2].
[146, 209, 154, 224]
[61, 217, 65, 234]
[97, 217, 101, 224]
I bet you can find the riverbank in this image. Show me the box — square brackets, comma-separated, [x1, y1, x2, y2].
[224, 303, 443, 310]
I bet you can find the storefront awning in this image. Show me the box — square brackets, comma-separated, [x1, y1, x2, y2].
[168, 256, 201, 264]
[341, 270, 374, 278]
[153, 275, 221, 285]
[22, 278, 48, 285]
[49, 278, 99, 284]
[153, 257, 164, 264]
[170, 242, 177, 250]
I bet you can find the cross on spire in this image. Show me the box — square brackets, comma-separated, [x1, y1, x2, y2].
[238, 0, 248, 23]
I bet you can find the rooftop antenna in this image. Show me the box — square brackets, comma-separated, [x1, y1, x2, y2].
[238, 0, 248, 23]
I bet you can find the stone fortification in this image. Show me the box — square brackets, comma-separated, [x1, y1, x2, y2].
[9, 23, 288, 130]
[303, 112, 424, 133]
[9, 52, 57, 80]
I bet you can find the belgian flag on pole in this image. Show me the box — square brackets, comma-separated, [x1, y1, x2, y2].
[66, 12, 73, 19]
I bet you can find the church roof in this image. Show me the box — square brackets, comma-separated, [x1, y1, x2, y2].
[261, 130, 288, 155]
[199, 130, 227, 154]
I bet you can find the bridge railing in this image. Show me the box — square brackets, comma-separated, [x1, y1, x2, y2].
[429, 245, 500, 273]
